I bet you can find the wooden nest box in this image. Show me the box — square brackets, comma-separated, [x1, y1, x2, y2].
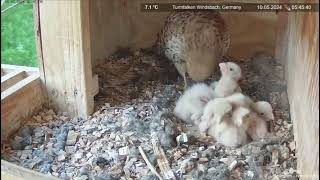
[1, 0, 318, 179]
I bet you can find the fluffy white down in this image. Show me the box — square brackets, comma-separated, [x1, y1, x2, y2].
[231, 106, 251, 127]
[200, 98, 247, 147]
[252, 101, 275, 121]
[198, 98, 232, 133]
[225, 93, 253, 108]
[232, 107, 268, 141]
[208, 119, 248, 148]
[174, 83, 214, 124]
[248, 116, 268, 140]
[213, 78, 240, 98]
[213, 62, 242, 98]
[201, 98, 232, 123]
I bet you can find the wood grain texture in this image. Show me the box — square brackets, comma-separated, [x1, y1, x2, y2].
[276, 10, 319, 179]
[1, 70, 27, 92]
[89, 0, 278, 64]
[1, 160, 59, 180]
[1, 69, 14, 77]
[89, 0, 126, 67]
[33, 0, 48, 105]
[38, 0, 98, 117]
[1, 73, 44, 142]
[1, 64, 38, 75]
[275, 0, 289, 66]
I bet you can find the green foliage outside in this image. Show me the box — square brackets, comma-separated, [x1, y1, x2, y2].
[1, 2, 38, 67]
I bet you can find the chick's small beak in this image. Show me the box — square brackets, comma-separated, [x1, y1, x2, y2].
[219, 63, 227, 73]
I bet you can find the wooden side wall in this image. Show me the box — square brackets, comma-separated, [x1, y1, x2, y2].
[1, 66, 45, 142]
[89, 0, 278, 65]
[276, 10, 319, 180]
[36, 0, 98, 117]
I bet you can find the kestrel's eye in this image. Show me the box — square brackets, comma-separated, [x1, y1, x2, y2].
[230, 68, 233, 71]
[260, 113, 264, 116]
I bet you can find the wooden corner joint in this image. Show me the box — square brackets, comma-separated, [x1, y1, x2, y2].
[89, 74, 99, 97]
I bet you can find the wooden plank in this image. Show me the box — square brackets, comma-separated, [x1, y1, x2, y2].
[1, 70, 27, 92]
[1, 160, 59, 180]
[1, 73, 44, 141]
[33, 0, 47, 98]
[275, 3, 289, 67]
[91, 74, 99, 96]
[1, 68, 14, 77]
[38, 0, 97, 117]
[275, 8, 319, 180]
[80, 0, 97, 115]
[89, 0, 278, 65]
[1, 64, 38, 75]
[89, 0, 125, 67]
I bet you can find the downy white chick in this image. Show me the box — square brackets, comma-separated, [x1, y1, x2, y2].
[251, 101, 275, 132]
[213, 62, 242, 98]
[200, 98, 248, 148]
[232, 107, 268, 141]
[198, 98, 232, 133]
[252, 101, 275, 121]
[225, 94, 274, 121]
[174, 83, 215, 125]
[224, 92, 254, 109]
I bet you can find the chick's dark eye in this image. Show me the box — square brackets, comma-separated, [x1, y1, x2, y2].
[260, 113, 264, 115]
[229, 68, 233, 71]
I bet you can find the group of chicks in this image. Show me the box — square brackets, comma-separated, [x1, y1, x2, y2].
[173, 62, 275, 148]
[156, 11, 275, 147]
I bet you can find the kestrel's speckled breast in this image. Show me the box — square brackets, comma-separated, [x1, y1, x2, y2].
[156, 11, 230, 81]
[156, 11, 229, 61]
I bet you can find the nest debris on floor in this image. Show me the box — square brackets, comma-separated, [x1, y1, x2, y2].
[94, 48, 179, 107]
[1, 49, 297, 180]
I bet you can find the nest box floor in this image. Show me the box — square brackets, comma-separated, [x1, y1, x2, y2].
[1, 49, 297, 180]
